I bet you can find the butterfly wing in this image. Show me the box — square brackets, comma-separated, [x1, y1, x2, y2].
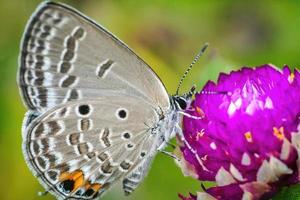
[23, 96, 161, 199]
[18, 1, 169, 113]
[122, 154, 155, 195]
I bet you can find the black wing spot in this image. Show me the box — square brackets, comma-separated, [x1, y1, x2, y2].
[60, 179, 74, 193]
[127, 143, 134, 149]
[84, 188, 95, 197]
[118, 109, 127, 119]
[97, 152, 108, 162]
[73, 27, 85, 39]
[61, 75, 76, 87]
[120, 161, 131, 170]
[140, 152, 146, 158]
[97, 59, 114, 78]
[123, 132, 131, 139]
[101, 160, 113, 174]
[78, 104, 90, 116]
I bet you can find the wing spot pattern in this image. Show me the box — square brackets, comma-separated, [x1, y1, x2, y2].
[96, 59, 114, 78]
[35, 153, 57, 171]
[97, 152, 109, 163]
[59, 26, 85, 73]
[122, 132, 131, 139]
[78, 118, 92, 131]
[36, 156, 47, 170]
[86, 152, 96, 160]
[140, 151, 146, 158]
[116, 108, 128, 120]
[32, 122, 45, 139]
[66, 89, 80, 101]
[100, 128, 111, 147]
[100, 160, 113, 174]
[120, 160, 132, 171]
[45, 169, 59, 183]
[126, 143, 134, 150]
[47, 120, 64, 135]
[77, 104, 91, 116]
[72, 26, 86, 40]
[76, 142, 93, 155]
[60, 75, 77, 87]
[67, 133, 81, 145]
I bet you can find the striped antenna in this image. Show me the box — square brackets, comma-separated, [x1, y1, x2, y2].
[176, 43, 209, 95]
[199, 90, 229, 95]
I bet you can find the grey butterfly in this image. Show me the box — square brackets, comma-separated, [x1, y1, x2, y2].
[18, 1, 206, 199]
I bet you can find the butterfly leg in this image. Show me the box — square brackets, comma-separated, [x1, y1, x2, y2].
[166, 141, 176, 149]
[178, 111, 203, 120]
[175, 125, 210, 172]
[158, 150, 180, 161]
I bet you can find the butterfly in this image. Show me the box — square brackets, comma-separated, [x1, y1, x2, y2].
[18, 1, 207, 199]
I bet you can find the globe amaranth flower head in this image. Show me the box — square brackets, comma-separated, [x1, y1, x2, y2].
[178, 65, 300, 200]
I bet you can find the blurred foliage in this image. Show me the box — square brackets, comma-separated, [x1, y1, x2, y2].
[0, 0, 299, 200]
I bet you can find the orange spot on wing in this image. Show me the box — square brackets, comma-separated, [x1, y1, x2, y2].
[59, 170, 85, 192]
[72, 170, 84, 180]
[244, 131, 253, 143]
[73, 173, 84, 192]
[273, 127, 284, 140]
[91, 183, 101, 192]
[59, 171, 70, 181]
[83, 182, 102, 196]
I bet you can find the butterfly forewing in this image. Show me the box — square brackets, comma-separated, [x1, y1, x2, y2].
[18, 2, 170, 113]
[19, 1, 176, 199]
[24, 96, 160, 199]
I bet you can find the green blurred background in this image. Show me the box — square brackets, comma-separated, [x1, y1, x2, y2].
[1, 1, 300, 200]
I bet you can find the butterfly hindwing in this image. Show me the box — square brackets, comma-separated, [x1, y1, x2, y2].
[18, 1, 169, 113]
[23, 96, 160, 199]
[122, 154, 155, 195]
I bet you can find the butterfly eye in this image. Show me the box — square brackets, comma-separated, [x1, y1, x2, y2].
[176, 97, 187, 110]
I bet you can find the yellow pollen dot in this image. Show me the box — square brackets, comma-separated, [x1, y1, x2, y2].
[273, 126, 284, 140]
[196, 106, 204, 117]
[288, 72, 295, 83]
[244, 131, 253, 143]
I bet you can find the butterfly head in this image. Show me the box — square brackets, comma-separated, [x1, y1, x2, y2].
[172, 85, 196, 111]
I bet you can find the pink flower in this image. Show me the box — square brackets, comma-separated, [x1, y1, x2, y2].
[179, 65, 300, 200]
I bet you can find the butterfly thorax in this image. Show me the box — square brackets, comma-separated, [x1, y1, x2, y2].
[151, 95, 192, 152]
